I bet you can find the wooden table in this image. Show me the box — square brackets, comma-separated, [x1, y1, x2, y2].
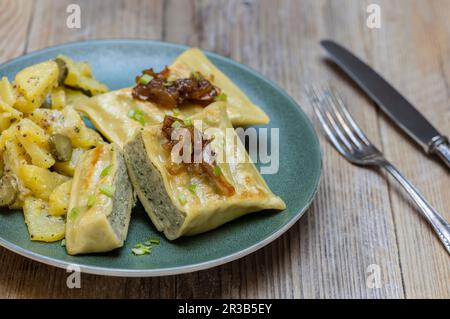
[0, 0, 449, 299]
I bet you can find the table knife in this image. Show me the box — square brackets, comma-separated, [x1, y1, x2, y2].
[320, 40, 450, 169]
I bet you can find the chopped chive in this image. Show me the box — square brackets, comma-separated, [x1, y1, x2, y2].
[87, 194, 96, 208]
[134, 243, 143, 248]
[134, 113, 145, 126]
[213, 165, 222, 177]
[171, 120, 182, 128]
[149, 238, 160, 245]
[183, 119, 192, 127]
[139, 74, 153, 85]
[178, 193, 187, 205]
[188, 184, 197, 193]
[132, 246, 151, 256]
[127, 109, 136, 118]
[60, 239, 66, 247]
[68, 207, 79, 219]
[100, 164, 113, 177]
[128, 109, 146, 126]
[99, 185, 115, 197]
[215, 92, 227, 102]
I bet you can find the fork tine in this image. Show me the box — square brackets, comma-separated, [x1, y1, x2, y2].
[307, 86, 354, 157]
[321, 87, 364, 149]
[312, 86, 356, 150]
[328, 88, 371, 145]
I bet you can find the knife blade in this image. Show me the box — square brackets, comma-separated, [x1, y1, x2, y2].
[320, 40, 450, 168]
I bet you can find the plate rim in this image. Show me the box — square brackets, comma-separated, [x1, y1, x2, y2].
[0, 38, 322, 277]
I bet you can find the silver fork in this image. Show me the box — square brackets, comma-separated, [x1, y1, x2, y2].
[307, 85, 450, 255]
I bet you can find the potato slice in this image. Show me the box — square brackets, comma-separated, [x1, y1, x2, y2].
[56, 55, 108, 96]
[53, 147, 85, 176]
[3, 140, 31, 205]
[51, 88, 66, 110]
[0, 100, 22, 120]
[14, 61, 59, 112]
[14, 93, 35, 113]
[0, 123, 19, 149]
[23, 197, 65, 242]
[0, 77, 16, 106]
[15, 118, 48, 146]
[14, 119, 55, 168]
[0, 113, 12, 132]
[18, 164, 69, 200]
[49, 180, 72, 216]
[59, 106, 103, 149]
[18, 139, 55, 168]
[26, 106, 104, 149]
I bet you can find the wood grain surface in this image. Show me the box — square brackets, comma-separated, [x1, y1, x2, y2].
[0, 0, 448, 299]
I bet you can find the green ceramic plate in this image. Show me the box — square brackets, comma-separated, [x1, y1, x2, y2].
[0, 39, 321, 276]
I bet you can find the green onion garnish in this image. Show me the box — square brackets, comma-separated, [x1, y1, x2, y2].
[215, 92, 227, 102]
[61, 239, 66, 247]
[173, 108, 181, 116]
[100, 164, 113, 177]
[87, 194, 96, 208]
[99, 185, 115, 198]
[132, 246, 151, 256]
[178, 193, 187, 205]
[134, 112, 145, 126]
[128, 109, 146, 126]
[188, 184, 197, 193]
[139, 74, 153, 85]
[132, 237, 160, 256]
[171, 120, 182, 128]
[184, 119, 192, 127]
[127, 109, 136, 118]
[213, 165, 222, 177]
[69, 207, 79, 219]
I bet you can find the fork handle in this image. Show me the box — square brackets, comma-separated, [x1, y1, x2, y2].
[381, 161, 450, 254]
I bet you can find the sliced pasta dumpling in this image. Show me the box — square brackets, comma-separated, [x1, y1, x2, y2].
[65, 143, 134, 255]
[170, 48, 269, 126]
[124, 102, 285, 240]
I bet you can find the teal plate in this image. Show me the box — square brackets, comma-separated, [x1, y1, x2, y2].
[0, 39, 321, 276]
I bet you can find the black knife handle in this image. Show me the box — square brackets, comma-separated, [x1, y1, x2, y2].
[429, 136, 450, 169]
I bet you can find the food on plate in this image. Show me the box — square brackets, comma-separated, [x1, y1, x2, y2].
[53, 147, 85, 176]
[18, 164, 70, 200]
[0, 56, 108, 242]
[132, 67, 221, 108]
[124, 102, 285, 240]
[73, 88, 162, 148]
[55, 55, 108, 96]
[71, 48, 269, 148]
[49, 133, 73, 161]
[14, 61, 59, 113]
[0, 49, 286, 255]
[23, 197, 65, 242]
[169, 48, 270, 126]
[49, 180, 72, 216]
[65, 143, 134, 255]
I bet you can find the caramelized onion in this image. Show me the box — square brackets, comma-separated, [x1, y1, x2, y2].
[132, 68, 220, 109]
[161, 115, 235, 196]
